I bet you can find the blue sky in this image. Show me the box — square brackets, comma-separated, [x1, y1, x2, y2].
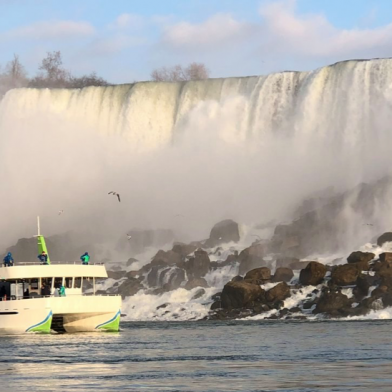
[1, 0, 392, 83]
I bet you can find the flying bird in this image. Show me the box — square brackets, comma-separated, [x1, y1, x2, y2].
[127, 234, 132, 240]
[108, 191, 121, 202]
[363, 223, 373, 226]
[58, 210, 64, 216]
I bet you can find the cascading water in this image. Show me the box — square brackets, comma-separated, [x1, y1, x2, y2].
[3, 59, 392, 321]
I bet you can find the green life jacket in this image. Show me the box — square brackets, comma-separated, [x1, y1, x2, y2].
[59, 286, 65, 296]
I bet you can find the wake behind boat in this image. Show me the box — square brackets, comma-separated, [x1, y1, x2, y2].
[0, 217, 121, 334]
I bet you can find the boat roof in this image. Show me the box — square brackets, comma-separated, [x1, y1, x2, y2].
[0, 262, 108, 280]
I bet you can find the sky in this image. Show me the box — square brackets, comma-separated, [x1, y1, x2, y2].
[1, 0, 392, 83]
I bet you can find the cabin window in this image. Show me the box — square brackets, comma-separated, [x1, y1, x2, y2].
[65, 277, 73, 289]
[30, 278, 39, 290]
[74, 277, 82, 289]
[42, 277, 52, 288]
[54, 277, 63, 288]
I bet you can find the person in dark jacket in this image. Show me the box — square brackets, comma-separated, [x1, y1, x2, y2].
[38, 251, 48, 265]
[80, 252, 90, 265]
[3, 252, 14, 267]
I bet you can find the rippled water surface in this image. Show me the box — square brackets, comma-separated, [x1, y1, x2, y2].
[2, 320, 392, 391]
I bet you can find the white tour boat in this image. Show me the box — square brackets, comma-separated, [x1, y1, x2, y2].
[0, 218, 121, 334]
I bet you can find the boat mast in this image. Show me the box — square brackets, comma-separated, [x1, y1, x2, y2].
[37, 216, 40, 236]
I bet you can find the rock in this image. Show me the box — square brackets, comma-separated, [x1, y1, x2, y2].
[272, 267, 294, 283]
[347, 251, 375, 264]
[151, 250, 181, 267]
[244, 267, 271, 283]
[205, 219, 240, 247]
[299, 262, 327, 286]
[107, 270, 127, 280]
[379, 253, 392, 263]
[211, 292, 221, 301]
[184, 278, 209, 290]
[147, 266, 185, 290]
[331, 264, 360, 286]
[210, 301, 222, 310]
[238, 244, 266, 275]
[221, 281, 264, 309]
[231, 275, 243, 282]
[276, 257, 307, 270]
[172, 243, 198, 258]
[185, 249, 210, 279]
[376, 262, 392, 279]
[265, 282, 290, 303]
[126, 270, 139, 279]
[191, 288, 206, 300]
[377, 232, 392, 247]
[126, 258, 138, 267]
[314, 291, 351, 315]
[156, 303, 169, 310]
[115, 278, 144, 298]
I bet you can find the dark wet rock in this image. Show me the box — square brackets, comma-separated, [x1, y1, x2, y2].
[379, 252, 392, 263]
[184, 278, 209, 290]
[244, 267, 271, 283]
[151, 250, 182, 267]
[314, 291, 351, 315]
[126, 270, 140, 279]
[302, 301, 317, 310]
[185, 249, 210, 279]
[347, 251, 375, 264]
[289, 306, 301, 313]
[299, 262, 327, 286]
[276, 257, 308, 270]
[115, 277, 144, 298]
[270, 224, 301, 256]
[171, 243, 198, 258]
[191, 288, 206, 300]
[126, 258, 138, 267]
[331, 264, 362, 286]
[238, 243, 267, 275]
[156, 303, 169, 310]
[107, 270, 127, 280]
[210, 301, 222, 310]
[272, 267, 294, 283]
[231, 275, 244, 282]
[211, 292, 221, 301]
[221, 281, 264, 309]
[265, 282, 290, 303]
[375, 262, 392, 279]
[279, 308, 289, 317]
[205, 219, 240, 248]
[377, 232, 392, 247]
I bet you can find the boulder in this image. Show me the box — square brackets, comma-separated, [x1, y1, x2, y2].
[206, 219, 240, 247]
[331, 264, 360, 286]
[314, 291, 351, 315]
[272, 267, 294, 283]
[238, 243, 266, 275]
[115, 278, 144, 298]
[347, 251, 375, 264]
[210, 301, 222, 310]
[376, 262, 392, 279]
[107, 270, 127, 280]
[265, 282, 290, 303]
[185, 249, 210, 279]
[221, 281, 264, 309]
[184, 278, 209, 290]
[299, 262, 327, 286]
[379, 252, 392, 263]
[191, 288, 206, 300]
[377, 232, 392, 247]
[151, 250, 181, 267]
[244, 267, 271, 283]
[172, 243, 198, 258]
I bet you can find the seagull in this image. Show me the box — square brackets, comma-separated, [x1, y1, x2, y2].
[58, 210, 64, 216]
[174, 214, 184, 218]
[363, 223, 373, 226]
[127, 234, 132, 240]
[108, 191, 121, 202]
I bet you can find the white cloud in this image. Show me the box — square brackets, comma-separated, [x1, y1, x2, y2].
[161, 13, 254, 50]
[3, 20, 95, 41]
[110, 13, 145, 30]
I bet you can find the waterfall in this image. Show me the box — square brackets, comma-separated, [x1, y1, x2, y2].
[2, 59, 392, 151]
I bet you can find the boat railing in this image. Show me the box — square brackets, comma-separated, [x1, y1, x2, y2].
[3, 261, 105, 266]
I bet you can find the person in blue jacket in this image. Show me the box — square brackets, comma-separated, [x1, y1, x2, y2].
[3, 252, 14, 267]
[38, 251, 48, 265]
[80, 252, 90, 265]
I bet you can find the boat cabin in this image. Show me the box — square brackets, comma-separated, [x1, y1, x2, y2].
[0, 263, 108, 300]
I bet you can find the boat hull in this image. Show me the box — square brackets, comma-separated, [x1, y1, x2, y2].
[0, 295, 121, 334]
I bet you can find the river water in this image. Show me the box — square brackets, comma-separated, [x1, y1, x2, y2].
[2, 320, 392, 392]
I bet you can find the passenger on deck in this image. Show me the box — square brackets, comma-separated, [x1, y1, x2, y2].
[58, 284, 66, 297]
[0, 285, 6, 300]
[80, 252, 90, 265]
[23, 288, 30, 299]
[3, 252, 14, 267]
[41, 284, 51, 296]
[38, 251, 48, 265]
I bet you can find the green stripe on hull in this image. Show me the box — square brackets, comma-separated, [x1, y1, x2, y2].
[26, 311, 53, 333]
[96, 310, 121, 332]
